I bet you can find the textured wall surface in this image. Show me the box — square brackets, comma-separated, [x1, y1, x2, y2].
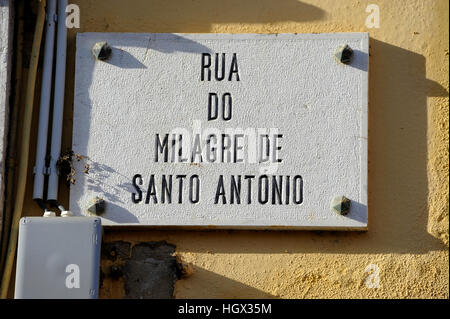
[17, 0, 448, 298]
[100, 241, 181, 298]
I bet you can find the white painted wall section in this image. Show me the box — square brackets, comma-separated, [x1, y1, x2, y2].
[0, 0, 13, 233]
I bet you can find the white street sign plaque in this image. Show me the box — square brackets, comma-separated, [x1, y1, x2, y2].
[71, 33, 368, 229]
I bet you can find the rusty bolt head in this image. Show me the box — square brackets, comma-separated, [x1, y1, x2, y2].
[331, 196, 351, 215]
[87, 196, 106, 215]
[109, 265, 123, 280]
[92, 41, 112, 61]
[335, 44, 353, 64]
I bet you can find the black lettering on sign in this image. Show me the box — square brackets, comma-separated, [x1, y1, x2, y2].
[230, 175, 241, 204]
[145, 174, 157, 204]
[191, 134, 203, 163]
[189, 175, 200, 204]
[215, 53, 225, 81]
[170, 134, 177, 163]
[215, 175, 226, 204]
[293, 175, 303, 204]
[244, 175, 255, 204]
[222, 93, 232, 121]
[285, 175, 290, 205]
[201, 53, 211, 81]
[208, 93, 218, 121]
[258, 175, 269, 204]
[206, 134, 217, 162]
[132, 174, 143, 203]
[221, 134, 232, 163]
[259, 134, 270, 163]
[233, 134, 244, 163]
[208, 93, 233, 121]
[201, 53, 240, 81]
[161, 174, 172, 204]
[229, 53, 240, 81]
[271, 175, 283, 205]
[130, 174, 304, 206]
[155, 134, 168, 162]
[178, 135, 188, 163]
[176, 175, 186, 204]
[273, 134, 283, 163]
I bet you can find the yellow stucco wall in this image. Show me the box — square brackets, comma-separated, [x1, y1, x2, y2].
[20, 0, 449, 298]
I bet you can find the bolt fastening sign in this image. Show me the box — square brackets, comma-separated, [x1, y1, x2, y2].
[71, 33, 368, 229]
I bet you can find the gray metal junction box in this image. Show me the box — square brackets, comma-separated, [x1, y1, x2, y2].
[14, 217, 102, 299]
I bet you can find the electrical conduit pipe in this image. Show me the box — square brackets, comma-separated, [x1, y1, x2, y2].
[0, 0, 47, 298]
[32, 0, 56, 209]
[47, 0, 68, 211]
